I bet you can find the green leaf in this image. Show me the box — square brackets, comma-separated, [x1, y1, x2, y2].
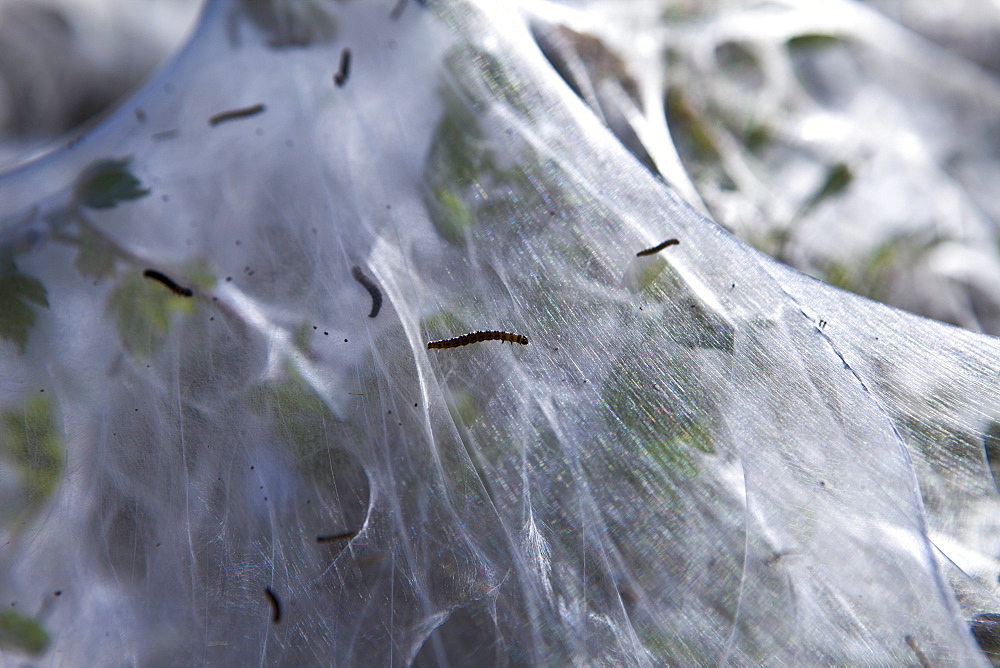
[0, 611, 49, 655]
[0, 394, 63, 511]
[180, 258, 217, 290]
[423, 90, 485, 244]
[640, 261, 735, 353]
[73, 227, 117, 279]
[7, 274, 48, 308]
[292, 321, 312, 353]
[635, 256, 668, 292]
[107, 271, 194, 357]
[0, 261, 49, 353]
[604, 354, 717, 480]
[251, 367, 338, 459]
[428, 186, 475, 244]
[73, 157, 150, 209]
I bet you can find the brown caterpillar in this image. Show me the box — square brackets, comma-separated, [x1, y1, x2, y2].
[427, 330, 528, 349]
[142, 269, 193, 297]
[636, 238, 679, 257]
[334, 49, 351, 87]
[208, 103, 266, 126]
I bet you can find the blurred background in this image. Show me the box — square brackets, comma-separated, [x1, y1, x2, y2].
[2, 0, 1000, 335]
[0, 0, 201, 166]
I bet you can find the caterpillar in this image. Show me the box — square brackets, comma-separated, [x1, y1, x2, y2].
[142, 269, 193, 297]
[208, 103, 266, 127]
[427, 330, 528, 349]
[334, 48, 352, 87]
[316, 531, 357, 543]
[636, 238, 679, 257]
[351, 266, 382, 318]
[264, 587, 282, 623]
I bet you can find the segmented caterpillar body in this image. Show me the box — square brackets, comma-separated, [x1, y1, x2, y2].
[427, 330, 528, 349]
[636, 238, 679, 257]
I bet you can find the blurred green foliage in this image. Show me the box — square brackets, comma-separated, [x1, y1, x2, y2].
[1, 393, 63, 512]
[108, 271, 194, 357]
[0, 256, 48, 353]
[0, 610, 49, 655]
[73, 157, 150, 210]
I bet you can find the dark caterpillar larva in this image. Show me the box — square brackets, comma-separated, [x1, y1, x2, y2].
[142, 269, 193, 297]
[351, 266, 382, 318]
[316, 531, 358, 543]
[208, 103, 266, 127]
[427, 330, 529, 349]
[264, 587, 282, 623]
[334, 48, 352, 87]
[636, 238, 679, 257]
